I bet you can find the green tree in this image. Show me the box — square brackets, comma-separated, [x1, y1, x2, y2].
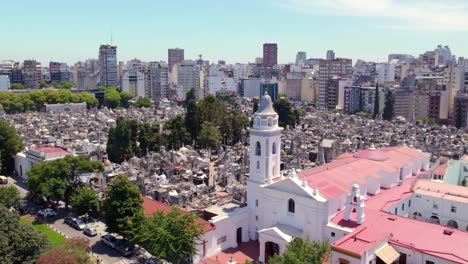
[163, 115, 190, 150]
[253, 100, 259, 113]
[107, 117, 139, 163]
[134, 97, 152, 108]
[373, 83, 380, 119]
[26, 155, 103, 208]
[268, 237, 330, 264]
[138, 122, 162, 156]
[39, 81, 48, 89]
[0, 206, 50, 264]
[382, 90, 395, 121]
[198, 94, 224, 125]
[102, 174, 144, 238]
[185, 88, 196, 103]
[273, 98, 297, 128]
[120, 91, 133, 108]
[10, 83, 25, 90]
[78, 92, 98, 109]
[0, 120, 23, 173]
[185, 99, 200, 142]
[0, 185, 21, 208]
[71, 187, 100, 217]
[133, 207, 203, 263]
[198, 121, 222, 149]
[104, 87, 121, 109]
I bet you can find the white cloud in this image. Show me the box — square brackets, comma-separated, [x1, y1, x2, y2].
[282, 0, 468, 31]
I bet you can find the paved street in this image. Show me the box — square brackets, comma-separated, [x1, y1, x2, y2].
[7, 177, 146, 264]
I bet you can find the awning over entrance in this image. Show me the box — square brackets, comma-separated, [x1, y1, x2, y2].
[375, 244, 400, 264]
[258, 224, 303, 243]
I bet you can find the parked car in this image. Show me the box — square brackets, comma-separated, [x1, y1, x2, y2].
[83, 227, 97, 237]
[116, 240, 135, 257]
[64, 216, 76, 225]
[0, 176, 8, 184]
[71, 219, 86, 230]
[101, 234, 118, 249]
[38, 208, 57, 217]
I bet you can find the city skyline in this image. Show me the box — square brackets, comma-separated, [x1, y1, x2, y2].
[1, 0, 468, 65]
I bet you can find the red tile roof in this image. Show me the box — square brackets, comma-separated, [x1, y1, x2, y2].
[141, 195, 215, 233]
[298, 146, 429, 199]
[330, 173, 468, 263]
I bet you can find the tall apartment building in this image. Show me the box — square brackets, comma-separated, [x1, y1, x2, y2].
[0, 75, 10, 90]
[263, 43, 278, 67]
[168, 48, 184, 72]
[326, 50, 335, 61]
[317, 58, 352, 109]
[99, 44, 118, 87]
[376, 62, 396, 82]
[49, 62, 70, 83]
[23, 60, 42, 89]
[148, 62, 169, 100]
[295, 52, 307, 65]
[177, 60, 200, 100]
[121, 70, 145, 98]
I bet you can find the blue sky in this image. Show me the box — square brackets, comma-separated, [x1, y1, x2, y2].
[1, 0, 467, 65]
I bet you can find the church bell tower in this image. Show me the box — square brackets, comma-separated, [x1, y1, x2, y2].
[248, 92, 283, 184]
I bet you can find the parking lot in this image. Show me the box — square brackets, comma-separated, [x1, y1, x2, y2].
[7, 176, 149, 264]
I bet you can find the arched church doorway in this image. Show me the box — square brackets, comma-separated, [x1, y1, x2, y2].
[265, 241, 280, 263]
[430, 215, 440, 224]
[447, 220, 458, 229]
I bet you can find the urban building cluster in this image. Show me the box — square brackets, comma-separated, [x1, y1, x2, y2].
[1, 43, 468, 264]
[2, 44, 467, 126]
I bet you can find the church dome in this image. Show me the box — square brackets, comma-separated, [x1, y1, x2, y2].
[256, 91, 277, 116]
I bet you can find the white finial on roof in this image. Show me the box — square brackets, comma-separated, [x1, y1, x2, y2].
[313, 185, 319, 195]
[302, 177, 307, 187]
[369, 143, 376, 150]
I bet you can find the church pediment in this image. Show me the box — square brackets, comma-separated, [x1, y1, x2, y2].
[265, 178, 326, 201]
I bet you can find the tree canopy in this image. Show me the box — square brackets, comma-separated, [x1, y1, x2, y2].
[102, 174, 144, 238]
[0, 120, 23, 173]
[120, 91, 133, 108]
[0, 185, 21, 208]
[10, 83, 25, 90]
[106, 117, 140, 163]
[25, 155, 104, 208]
[0, 90, 98, 113]
[382, 90, 395, 121]
[0, 206, 50, 264]
[198, 121, 222, 150]
[164, 115, 190, 150]
[134, 97, 152, 108]
[71, 187, 100, 217]
[49, 81, 76, 90]
[133, 207, 203, 263]
[268, 237, 330, 264]
[273, 97, 298, 128]
[103, 87, 121, 109]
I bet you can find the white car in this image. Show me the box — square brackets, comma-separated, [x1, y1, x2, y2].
[38, 208, 57, 217]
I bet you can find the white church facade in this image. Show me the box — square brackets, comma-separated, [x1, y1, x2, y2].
[195, 92, 468, 264]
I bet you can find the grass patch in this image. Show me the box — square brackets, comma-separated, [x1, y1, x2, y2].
[20, 215, 66, 247]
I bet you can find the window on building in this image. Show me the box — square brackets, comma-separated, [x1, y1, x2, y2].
[425, 261, 435, 264]
[255, 199, 258, 207]
[451, 206, 457, 213]
[288, 199, 295, 213]
[256, 161, 260, 170]
[272, 142, 276, 154]
[331, 232, 335, 237]
[255, 215, 258, 221]
[402, 203, 405, 211]
[255, 142, 261, 156]
[395, 208, 398, 215]
[408, 199, 411, 207]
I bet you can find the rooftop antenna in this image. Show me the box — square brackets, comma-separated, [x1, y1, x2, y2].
[110, 26, 113, 45]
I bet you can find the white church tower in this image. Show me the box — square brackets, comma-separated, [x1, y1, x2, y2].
[247, 91, 283, 240]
